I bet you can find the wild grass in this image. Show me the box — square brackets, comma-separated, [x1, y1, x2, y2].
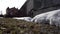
[0, 18, 60, 34]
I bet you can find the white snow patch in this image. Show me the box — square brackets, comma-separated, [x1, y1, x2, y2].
[13, 17, 32, 22]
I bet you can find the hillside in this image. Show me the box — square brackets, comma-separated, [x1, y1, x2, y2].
[0, 18, 60, 34]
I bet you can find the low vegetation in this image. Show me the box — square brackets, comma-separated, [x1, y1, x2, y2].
[0, 18, 60, 34]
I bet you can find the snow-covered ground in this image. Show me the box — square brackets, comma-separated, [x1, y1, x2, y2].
[13, 9, 60, 26]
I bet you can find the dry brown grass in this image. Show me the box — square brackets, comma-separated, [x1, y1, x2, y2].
[0, 18, 60, 34]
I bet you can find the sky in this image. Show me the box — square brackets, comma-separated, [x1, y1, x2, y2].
[0, 0, 26, 15]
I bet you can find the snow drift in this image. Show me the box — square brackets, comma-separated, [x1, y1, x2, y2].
[31, 9, 60, 26]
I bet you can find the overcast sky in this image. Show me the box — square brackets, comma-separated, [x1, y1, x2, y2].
[0, 0, 26, 15]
